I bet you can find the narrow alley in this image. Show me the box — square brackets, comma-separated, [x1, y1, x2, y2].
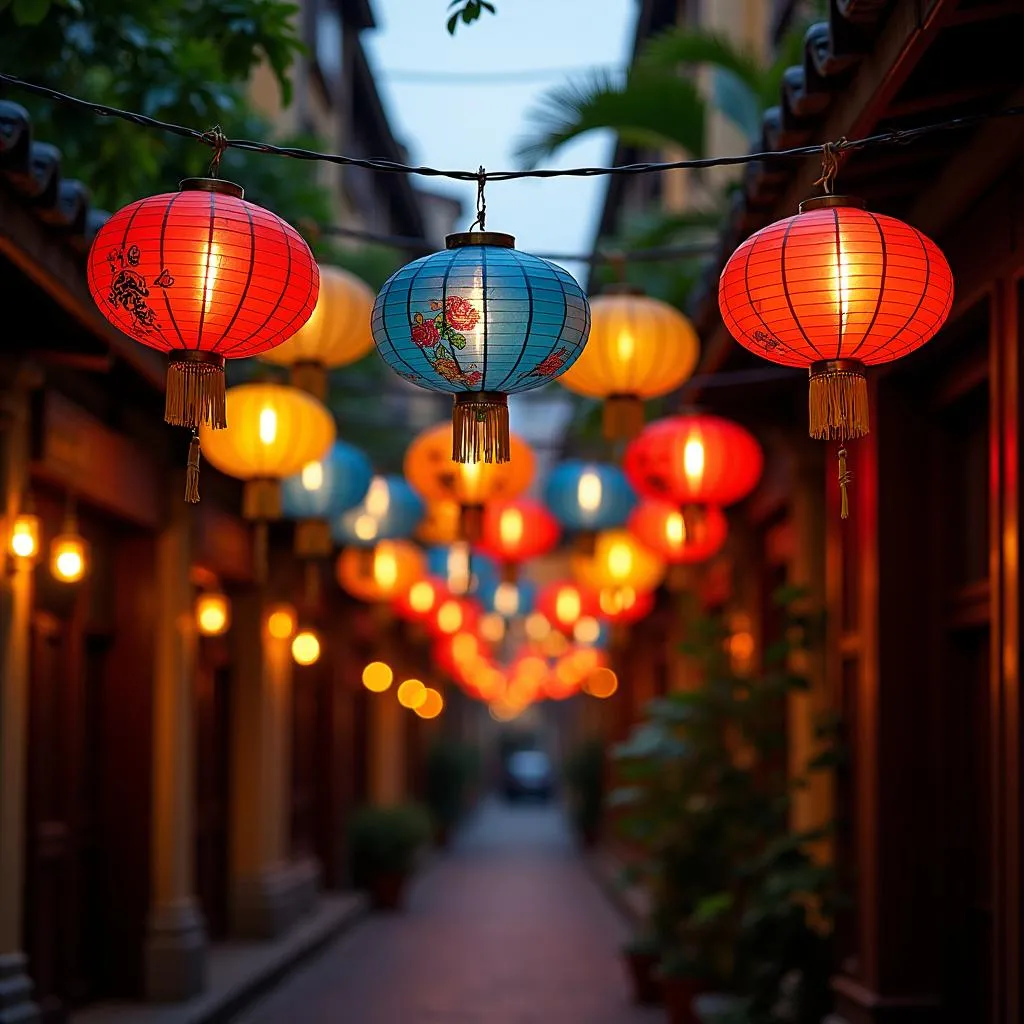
[235, 801, 660, 1024]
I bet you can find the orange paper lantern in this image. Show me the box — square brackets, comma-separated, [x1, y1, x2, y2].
[629, 500, 728, 565]
[571, 529, 665, 594]
[478, 498, 560, 581]
[624, 414, 762, 509]
[88, 178, 319, 432]
[404, 422, 534, 541]
[336, 540, 425, 603]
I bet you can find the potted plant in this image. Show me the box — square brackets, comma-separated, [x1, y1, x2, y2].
[562, 737, 605, 846]
[424, 739, 475, 847]
[620, 932, 662, 1006]
[349, 803, 432, 910]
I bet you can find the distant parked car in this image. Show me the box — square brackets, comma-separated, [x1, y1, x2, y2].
[503, 750, 553, 801]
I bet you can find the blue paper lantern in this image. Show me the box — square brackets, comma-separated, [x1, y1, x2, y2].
[371, 231, 591, 464]
[281, 440, 373, 521]
[544, 461, 636, 550]
[426, 544, 498, 597]
[332, 474, 423, 547]
[479, 577, 536, 619]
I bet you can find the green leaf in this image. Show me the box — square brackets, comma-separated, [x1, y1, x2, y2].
[514, 69, 706, 168]
[11, 0, 51, 25]
[446, 11, 459, 32]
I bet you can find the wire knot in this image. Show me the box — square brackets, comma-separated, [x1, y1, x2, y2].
[469, 165, 487, 231]
[813, 137, 849, 195]
[201, 125, 229, 178]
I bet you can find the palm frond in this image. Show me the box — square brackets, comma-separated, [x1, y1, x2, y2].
[514, 69, 706, 169]
[639, 28, 765, 98]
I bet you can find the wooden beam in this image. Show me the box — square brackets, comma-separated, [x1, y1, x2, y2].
[0, 187, 165, 390]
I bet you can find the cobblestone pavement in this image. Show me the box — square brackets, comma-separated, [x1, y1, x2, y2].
[234, 799, 662, 1024]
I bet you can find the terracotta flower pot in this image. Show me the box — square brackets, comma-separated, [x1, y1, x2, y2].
[369, 872, 407, 911]
[622, 949, 661, 1005]
[661, 975, 706, 1024]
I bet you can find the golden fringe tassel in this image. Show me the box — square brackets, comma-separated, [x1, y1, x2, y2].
[808, 366, 869, 441]
[165, 356, 227, 430]
[185, 432, 201, 504]
[603, 394, 645, 440]
[452, 394, 510, 464]
[838, 447, 851, 521]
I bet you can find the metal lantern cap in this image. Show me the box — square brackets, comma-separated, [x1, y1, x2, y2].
[798, 194, 866, 214]
[445, 231, 516, 249]
[179, 177, 245, 199]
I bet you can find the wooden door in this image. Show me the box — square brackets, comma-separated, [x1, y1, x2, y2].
[194, 645, 231, 939]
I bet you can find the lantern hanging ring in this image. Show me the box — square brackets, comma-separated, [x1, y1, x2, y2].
[469, 165, 487, 231]
[813, 137, 850, 195]
[201, 124, 229, 178]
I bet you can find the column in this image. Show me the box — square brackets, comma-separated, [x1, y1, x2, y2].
[0, 384, 40, 1024]
[228, 590, 306, 938]
[144, 488, 207, 1000]
[369, 688, 406, 805]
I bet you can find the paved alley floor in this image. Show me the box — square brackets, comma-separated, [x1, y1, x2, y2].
[234, 799, 662, 1024]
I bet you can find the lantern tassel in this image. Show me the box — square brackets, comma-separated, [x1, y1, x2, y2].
[838, 446, 851, 520]
[166, 352, 227, 430]
[185, 431, 201, 504]
[603, 394, 645, 440]
[452, 392, 510, 464]
[808, 360, 869, 441]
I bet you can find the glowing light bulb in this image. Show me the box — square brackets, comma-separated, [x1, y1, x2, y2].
[555, 586, 582, 625]
[607, 541, 634, 580]
[525, 612, 550, 642]
[683, 435, 705, 489]
[452, 632, 479, 664]
[196, 592, 231, 636]
[9, 514, 39, 560]
[499, 507, 524, 546]
[436, 599, 463, 634]
[458, 460, 483, 501]
[362, 661, 393, 692]
[408, 580, 436, 614]
[415, 687, 444, 719]
[300, 460, 324, 491]
[266, 604, 296, 639]
[397, 678, 427, 709]
[480, 612, 506, 643]
[573, 616, 600, 645]
[291, 630, 321, 666]
[665, 511, 685, 548]
[374, 548, 398, 589]
[577, 471, 602, 512]
[493, 582, 520, 617]
[447, 542, 471, 594]
[258, 406, 278, 445]
[365, 476, 390, 518]
[50, 533, 87, 583]
[353, 514, 378, 541]
[615, 328, 635, 365]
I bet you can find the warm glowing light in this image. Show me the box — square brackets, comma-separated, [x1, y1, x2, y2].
[397, 678, 427, 709]
[499, 507, 525, 546]
[600, 586, 636, 615]
[573, 616, 600, 645]
[447, 542, 471, 594]
[364, 476, 391, 518]
[436, 599, 463, 634]
[258, 405, 278, 445]
[451, 631, 480, 664]
[542, 630, 569, 658]
[195, 592, 231, 636]
[291, 630, 321, 666]
[554, 586, 582, 626]
[607, 541, 634, 579]
[300, 460, 324, 491]
[9, 513, 39, 560]
[480, 612, 506, 643]
[408, 580, 436, 614]
[683, 435, 705, 489]
[577, 471, 602, 512]
[489, 701, 521, 722]
[353, 514, 378, 541]
[615, 327, 635, 364]
[50, 534, 87, 583]
[585, 667, 618, 698]
[665, 511, 685, 548]
[362, 661, 393, 692]
[493, 582, 520, 617]
[266, 604, 297, 639]
[374, 548, 398, 589]
[415, 687, 444, 719]
[525, 612, 551, 642]
[458, 459, 483, 500]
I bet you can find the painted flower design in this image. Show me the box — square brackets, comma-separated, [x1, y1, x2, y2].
[444, 294, 479, 331]
[517, 346, 571, 382]
[411, 313, 440, 348]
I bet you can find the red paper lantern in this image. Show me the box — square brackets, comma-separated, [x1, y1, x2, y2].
[478, 498, 560, 580]
[537, 581, 599, 633]
[629, 500, 728, 565]
[624, 414, 762, 508]
[719, 195, 953, 515]
[87, 178, 319, 432]
[597, 586, 654, 625]
[429, 595, 481, 639]
[393, 576, 449, 624]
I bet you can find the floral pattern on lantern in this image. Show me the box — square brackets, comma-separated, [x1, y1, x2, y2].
[87, 179, 319, 437]
[372, 232, 590, 463]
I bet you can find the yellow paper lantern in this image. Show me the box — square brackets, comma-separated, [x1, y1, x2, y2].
[199, 382, 336, 519]
[404, 422, 534, 541]
[572, 528, 665, 593]
[558, 288, 699, 439]
[260, 265, 375, 399]
[336, 539, 425, 603]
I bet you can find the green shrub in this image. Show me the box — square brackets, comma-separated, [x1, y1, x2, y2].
[349, 803, 432, 883]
